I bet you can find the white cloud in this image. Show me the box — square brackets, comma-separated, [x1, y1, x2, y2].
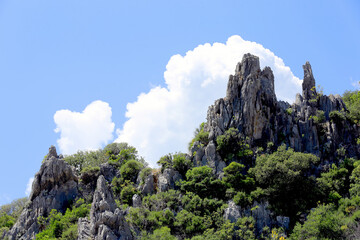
[116, 35, 302, 167]
[25, 177, 34, 196]
[54, 100, 115, 155]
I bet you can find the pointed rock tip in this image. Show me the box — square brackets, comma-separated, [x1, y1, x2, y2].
[47, 145, 58, 160]
[235, 53, 260, 76]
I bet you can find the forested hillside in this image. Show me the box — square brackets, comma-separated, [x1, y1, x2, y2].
[2, 54, 360, 240]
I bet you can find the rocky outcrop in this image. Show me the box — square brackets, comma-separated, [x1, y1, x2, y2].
[7, 146, 79, 240]
[191, 53, 360, 173]
[224, 200, 290, 234]
[88, 175, 133, 240]
[224, 200, 241, 223]
[157, 168, 182, 192]
[139, 173, 156, 195]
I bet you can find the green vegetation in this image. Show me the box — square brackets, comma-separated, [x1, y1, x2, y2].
[343, 90, 360, 123]
[36, 199, 90, 240]
[329, 110, 347, 125]
[249, 145, 319, 219]
[216, 127, 253, 163]
[188, 122, 209, 150]
[309, 110, 325, 124]
[181, 166, 226, 199]
[0, 197, 28, 237]
[157, 152, 192, 175]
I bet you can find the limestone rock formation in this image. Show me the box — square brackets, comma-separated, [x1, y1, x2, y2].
[7, 146, 79, 240]
[89, 175, 133, 240]
[158, 168, 182, 192]
[191, 53, 359, 174]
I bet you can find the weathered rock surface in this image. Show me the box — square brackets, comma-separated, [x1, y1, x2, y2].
[139, 173, 155, 195]
[224, 200, 241, 223]
[191, 53, 360, 173]
[224, 200, 290, 234]
[158, 168, 182, 192]
[7, 146, 79, 240]
[89, 175, 133, 240]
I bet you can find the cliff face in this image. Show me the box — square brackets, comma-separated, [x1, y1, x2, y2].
[190, 53, 359, 173]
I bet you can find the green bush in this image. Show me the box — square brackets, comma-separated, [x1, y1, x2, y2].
[36, 199, 90, 239]
[181, 166, 226, 199]
[216, 128, 253, 162]
[127, 208, 174, 231]
[172, 153, 192, 176]
[343, 90, 360, 123]
[141, 226, 177, 240]
[139, 168, 152, 185]
[222, 162, 254, 192]
[350, 165, 360, 197]
[329, 110, 346, 125]
[142, 190, 181, 211]
[233, 192, 252, 207]
[157, 152, 192, 175]
[181, 192, 225, 216]
[120, 184, 138, 205]
[249, 145, 319, 218]
[120, 160, 143, 183]
[63, 150, 105, 174]
[188, 122, 209, 150]
[317, 164, 349, 203]
[290, 204, 347, 240]
[174, 209, 211, 235]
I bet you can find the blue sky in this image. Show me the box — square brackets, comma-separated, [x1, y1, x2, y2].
[0, 0, 359, 205]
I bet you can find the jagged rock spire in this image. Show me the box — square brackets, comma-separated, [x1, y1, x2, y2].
[302, 61, 316, 100]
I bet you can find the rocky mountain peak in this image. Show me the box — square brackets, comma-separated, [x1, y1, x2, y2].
[302, 61, 316, 100]
[193, 54, 359, 174]
[235, 53, 261, 77]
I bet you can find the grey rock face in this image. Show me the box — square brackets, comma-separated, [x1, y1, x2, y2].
[7, 146, 79, 240]
[192, 53, 359, 173]
[132, 194, 142, 208]
[90, 175, 133, 240]
[224, 200, 241, 223]
[158, 168, 182, 192]
[77, 218, 92, 240]
[302, 62, 316, 101]
[100, 163, 120, 183]
[140, 173, 155, 195]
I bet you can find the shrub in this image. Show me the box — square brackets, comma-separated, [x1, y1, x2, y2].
[174, 210, 211, 234]
[216, 128, 253, 162]
[181, 166, 226, 199]
[222, 162, 255, 192]
[36, 199, 90, 239]
[290, 204, 347, 240]
[120, 160, 143, 183]
[188, 122, 209, 150]
[233, 192, 252, 207]
[120, 185, 138, 205]
[249, 145, 319, 218]
[141, 226, 177, 240]
[142, 190, 181, 211]
[343, 90, 360, 123]
[157, 152, 192, 175]
[139, 168, 152, 185]
[172, 153, 192, 176]
[329, 110, 346, 125]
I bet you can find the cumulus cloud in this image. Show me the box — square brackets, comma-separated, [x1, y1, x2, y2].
[54, 100, 115, 155]
[116, 35, 302, 167]
[25, 177, 34, 196]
